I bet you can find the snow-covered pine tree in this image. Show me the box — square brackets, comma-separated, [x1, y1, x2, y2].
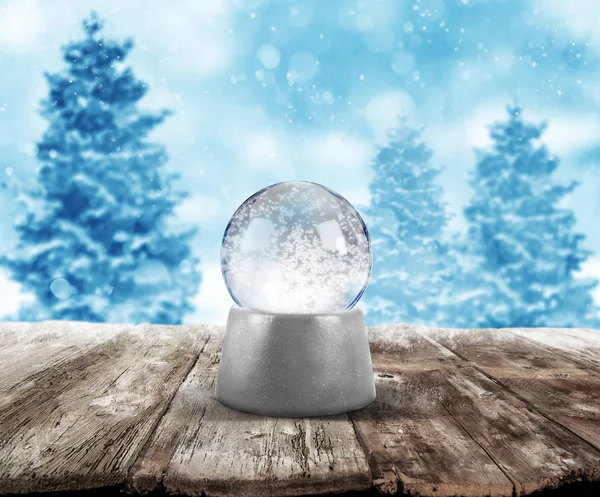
[363, 122, 455, 326]
[0, 13, 200, 324]
[462, 105, 598, 328]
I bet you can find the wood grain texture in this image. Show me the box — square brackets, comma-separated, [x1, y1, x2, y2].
[507, 327, 600, 373]
[1, 322, 600, 497]
[0, 322, 210, 494]
[352, 325, 513, 497]
[0, 321, 123, 394]
[129, 333, 372, 497]
[355, 325, 600, 496]
[423, 327, 600, 451]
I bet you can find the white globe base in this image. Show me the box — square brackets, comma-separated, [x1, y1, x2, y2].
[215, 306, 376, 417]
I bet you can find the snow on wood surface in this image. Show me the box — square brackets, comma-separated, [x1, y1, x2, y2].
[0, 322, 211, 493]
[364, 325, 600, 496]
[130, 334, 372, 497]
[0, 321, 124, 393]
[507, 327, 600, 373]
[0, 321, 599, 497]
[422, 326, 600, 451]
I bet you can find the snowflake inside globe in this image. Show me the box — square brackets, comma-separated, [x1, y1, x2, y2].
[221, 181, 372, 314]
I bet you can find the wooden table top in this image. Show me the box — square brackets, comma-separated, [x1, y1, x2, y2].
[0, 321, 599, 497]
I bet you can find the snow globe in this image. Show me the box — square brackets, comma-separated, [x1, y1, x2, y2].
[215, 181, 376, 417]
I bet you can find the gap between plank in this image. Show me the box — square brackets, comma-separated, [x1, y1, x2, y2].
[420, 332, 600, 456]
[126, 334, 212, 490]
[348, 342, 515, 497]
[346, 412, 378, 487]
[417, 334, 520, 496]
[503, 329, 600, 376]
[439, 402, 518, 497]
[347, 411, 400, 495]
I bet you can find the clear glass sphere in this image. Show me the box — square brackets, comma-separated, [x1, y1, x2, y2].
[221, 181, 372, 314]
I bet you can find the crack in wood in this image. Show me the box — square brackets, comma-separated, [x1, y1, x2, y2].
[127, 334, 211, 492]
[290, 421, 311, 476]
[0, 323, 202, 494]
[440, 401, 519, 496]
[424, 332, 600, 456]
[504, 329, 600, 376]
[2, 322, 600, 496]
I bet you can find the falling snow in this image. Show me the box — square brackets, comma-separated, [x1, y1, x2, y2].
[221, 182, 371, 314]
[0, 1, 599, 328]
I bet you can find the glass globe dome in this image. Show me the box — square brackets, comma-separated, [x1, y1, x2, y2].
[221, 181, 372, 314]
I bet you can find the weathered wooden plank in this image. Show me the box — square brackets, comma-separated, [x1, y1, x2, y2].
[3, 322, 600, 497]
[554, 327, 600, 345]
[0, 323, 210, 494]
[506, 327, 600, 373]
[353, 324, 600, 496]
[424, 327, 600, 451]
[129, 333, 372, 497]
[0, 321, 123, 394]
[351, 325, 512, 497]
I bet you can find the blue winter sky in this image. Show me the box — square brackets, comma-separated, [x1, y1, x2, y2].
[1, 0, 599, 323]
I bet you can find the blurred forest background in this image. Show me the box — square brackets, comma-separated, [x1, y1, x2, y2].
[0, 0, 599, 328]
